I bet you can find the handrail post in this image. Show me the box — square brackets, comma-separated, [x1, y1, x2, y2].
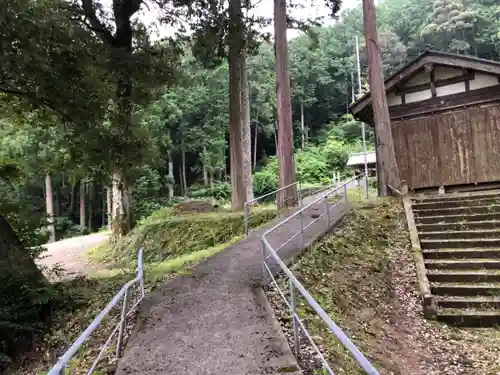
[343, 183, 348, 204]
[364, 172, 369, 200]
[244, 203, 249, 237]
[290, 279, 300, 357]
[324, 195, 330, 227]
[298, 181, 302, 206]
[261, 239, 267, 284]
[299, 211, 304, 248]
[116, 288, 130, 358]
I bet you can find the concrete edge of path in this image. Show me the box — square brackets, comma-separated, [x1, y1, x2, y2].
[255, 287, 302, 375]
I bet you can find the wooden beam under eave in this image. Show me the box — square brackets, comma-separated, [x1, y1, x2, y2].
[430, 65, 437, 97]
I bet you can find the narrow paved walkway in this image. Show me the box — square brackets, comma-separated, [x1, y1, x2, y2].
[116, 198, 348, 375]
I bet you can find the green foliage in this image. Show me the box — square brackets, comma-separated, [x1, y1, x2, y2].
[187, 182, 231, 201]
[91, 208, 276, 268]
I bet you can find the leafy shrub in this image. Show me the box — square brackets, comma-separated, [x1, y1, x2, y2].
[94, 209, 276, 268]
[187, 182, 231, 201]
[253, 157, 278, 197]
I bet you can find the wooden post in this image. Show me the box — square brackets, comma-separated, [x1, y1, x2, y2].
[362, 0, 400, 196]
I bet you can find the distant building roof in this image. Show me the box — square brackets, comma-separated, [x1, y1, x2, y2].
[347, 151, 376, 166]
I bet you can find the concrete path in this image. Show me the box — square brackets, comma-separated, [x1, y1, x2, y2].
[116, 198, 348, 375]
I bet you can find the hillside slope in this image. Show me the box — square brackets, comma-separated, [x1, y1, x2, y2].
[269, 199, 500, 375]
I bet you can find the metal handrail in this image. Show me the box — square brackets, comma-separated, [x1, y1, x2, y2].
[244, 182, 300, 236]
[387, 184, 403, 196]
[48, 248, 145, 375]
[261, 173, 380, 375]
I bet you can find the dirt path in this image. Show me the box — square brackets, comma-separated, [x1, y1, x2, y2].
[115, 198, 348, 375]
[37, 232, 109, 279]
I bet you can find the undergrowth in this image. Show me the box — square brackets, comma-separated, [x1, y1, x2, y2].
[287, 198, 408, 374]
[13, 234, 242, 375]
[88, 208, 276, 268]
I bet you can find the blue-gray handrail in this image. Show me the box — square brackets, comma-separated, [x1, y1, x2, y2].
[48, 248, 145, 375]
[261, 173, 379, 375]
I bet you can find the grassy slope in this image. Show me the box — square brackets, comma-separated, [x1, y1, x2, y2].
[277, 198, 500, 375]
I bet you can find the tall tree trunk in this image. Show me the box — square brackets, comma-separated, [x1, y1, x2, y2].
[253, 124, 258, 171]
[203, 146, 209, 186]
[107, 185, 112, 231]
[228, 0, 246, 211]
[362, 0, 400, 196]
[274, 119, 278, 151]
[68, 179, 77, 219]
[168, 157, 174, 199]
[45, 173, 56, 243]
[54, 180, 60, 218]
[111, 172, 124, 239]
[241, 55, 254, 201]
[274, 0, 297, 208]
[181, 148, 187, 196]
[79, 179, 86, 233]
[87, 180, 94, 232]
[300, 100, 305, 150]
[123, 182, 133, 232]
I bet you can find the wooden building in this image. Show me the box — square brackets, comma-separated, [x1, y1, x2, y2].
[347, 151, 377, 177]
[351, 50, 500, 192]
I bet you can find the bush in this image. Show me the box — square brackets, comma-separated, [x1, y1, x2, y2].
[187, 182, 231, 201]
[93, 209, 276, 268]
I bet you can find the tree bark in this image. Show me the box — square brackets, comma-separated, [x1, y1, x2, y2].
[168, 158, 174, 199]
[362, 0, 400, 196]
[68, 179, 77, 219]
[87, 179, 94, 232]
[203, 146, 209, 186]
[300, 100, 305, 150]
[45, 173, 56, 242]
[253, 124, 258, 171]
[107, 185, 112, 231]
[111, 171, 124, 239]
[79, 179, 86, 232]
[123, 182, 133, 232]
[274, 0, 297, 208]
[228, 0, 246, 211]
[241, 55, 254, 201]
[181, 148, 187, 196]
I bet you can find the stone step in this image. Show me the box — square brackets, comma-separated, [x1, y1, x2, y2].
[417, 220, 500, 232]
[422, 248, 500, 259]
[427, 270, 500, 283]
[416, 213, 500, 225]
[412, 197, 500, 210]
[420, 238, 500, 249]
[425, 258, 500, 269]
[414, 205, 500, 217]
[430, 282, 500, 296]
[412, 193, 500, 204]
[436, 296, 500, 309]
[419, 229, 500, 240]
[436, 309, 500, 326]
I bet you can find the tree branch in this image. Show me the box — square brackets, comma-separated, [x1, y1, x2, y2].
[0, 86, 72, 123]
[81, 0, 115, 45]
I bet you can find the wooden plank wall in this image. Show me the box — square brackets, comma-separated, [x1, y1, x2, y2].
[391, 105, 500, 190]
[470, 106, 500, 183]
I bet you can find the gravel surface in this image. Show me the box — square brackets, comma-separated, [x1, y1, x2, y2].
[36, 232, 109, 279]
[115, 198, 348, 375]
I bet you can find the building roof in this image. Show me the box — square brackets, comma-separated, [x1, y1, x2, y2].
[350, 50, 500, 119]
[347, 151, 376, 166]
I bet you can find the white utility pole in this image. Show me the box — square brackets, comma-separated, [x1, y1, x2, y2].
[356, 35, 369, 199]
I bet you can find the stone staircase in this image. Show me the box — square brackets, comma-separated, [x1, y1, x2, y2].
[411, 191, 500, 326]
